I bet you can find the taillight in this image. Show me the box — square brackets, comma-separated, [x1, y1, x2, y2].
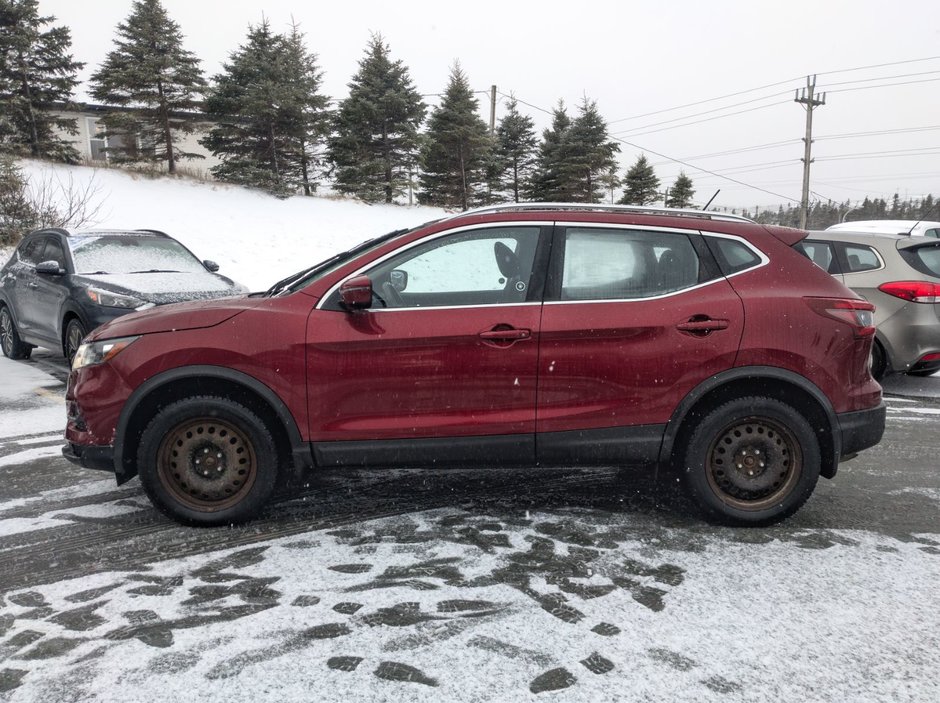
[804, 297, 876, 337]
[878, 281, 940, 303]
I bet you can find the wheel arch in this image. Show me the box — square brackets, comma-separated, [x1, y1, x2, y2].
[660, 366, 840, 479]
[60, 305, 87, 356]
[114, 366, 311, 484]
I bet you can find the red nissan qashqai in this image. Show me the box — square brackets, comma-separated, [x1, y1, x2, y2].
[64, 204, 886, 526]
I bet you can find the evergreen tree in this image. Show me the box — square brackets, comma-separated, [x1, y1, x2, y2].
[619, 154, 660, 205]
[555, 98, 620, 203]
[89, 0, 205, 174]
[418, 64, 492, 210]
[599, 165, 621, 204]
[527, 101, 570, 201]
[491, 96, 537, 202]
[0, 154, 36, 244]
[0, 0, 83, 162]
[281, 22, 330, 196]
[202, 20, 328, 197]
[328, 34, 424, 203]
[665, 171, 695, 208]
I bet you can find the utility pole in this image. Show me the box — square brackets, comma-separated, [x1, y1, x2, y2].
[794, 75, 826, 229]
[489, 85, 497, 135]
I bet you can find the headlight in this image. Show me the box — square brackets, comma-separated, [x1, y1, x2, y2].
[84, 288, 146, 309]
[72, 336, 140, 370]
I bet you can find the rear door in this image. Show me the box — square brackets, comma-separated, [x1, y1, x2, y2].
[30, 236, 72, 344]
[536, 224, 745, 464]
[11, 235, 50, 337]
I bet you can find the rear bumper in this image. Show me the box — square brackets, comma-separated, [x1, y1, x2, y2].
[838, 401, 886, 457]
[62, 442, 115, 473]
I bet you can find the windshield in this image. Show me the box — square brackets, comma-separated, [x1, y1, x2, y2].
[271, 224, 429, 296]
[69, 235, 206, 274]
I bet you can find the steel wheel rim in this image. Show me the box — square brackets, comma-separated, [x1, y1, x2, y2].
[156, 417, 258, 511]
[66, 324, 83, 361]
[705, 415, 802, 511]
[0, 309, 12, 356]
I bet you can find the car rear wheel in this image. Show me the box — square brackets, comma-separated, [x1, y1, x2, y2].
[137, 396, 280, 526]
[680, 397, 821, 526]
[64, 318, 86, 365]
[870, 339, 887, 381]
[0, 305, 33, 360]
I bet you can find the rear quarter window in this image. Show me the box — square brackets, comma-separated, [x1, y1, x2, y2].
[708, 237, 762, 275]
[842, 244, 882, 273]
[899, 245, 940, 278]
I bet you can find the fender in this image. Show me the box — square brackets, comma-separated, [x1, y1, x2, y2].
[658, 365, 840, 469]
[113, 365, 310, 482]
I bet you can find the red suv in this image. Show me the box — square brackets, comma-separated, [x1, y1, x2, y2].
[63, 204, 885, 526]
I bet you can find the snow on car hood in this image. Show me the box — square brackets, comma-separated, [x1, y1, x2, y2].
[76, 271, 244, 305]
[87, 296, 264, 341]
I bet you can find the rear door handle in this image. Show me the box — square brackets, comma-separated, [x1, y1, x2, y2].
[676, 318, 729, 335]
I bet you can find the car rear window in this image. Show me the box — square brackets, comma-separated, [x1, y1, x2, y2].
[69, 235, 205, 274]
[899, 244, 940, 278]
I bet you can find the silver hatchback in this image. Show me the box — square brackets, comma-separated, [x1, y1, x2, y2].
[798, 230, 940, 379]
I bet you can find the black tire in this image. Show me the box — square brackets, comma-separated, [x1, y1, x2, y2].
[64, 318, 86, 365]
[136, 395, 280, 526]
[0, 304, 33, 360]
[870, 339, 888, 381]
[680, 397, 821, 526]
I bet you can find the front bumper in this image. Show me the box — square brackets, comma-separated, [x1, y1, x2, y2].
[838, 401, 886, 457]
[62, 442, 115, 472]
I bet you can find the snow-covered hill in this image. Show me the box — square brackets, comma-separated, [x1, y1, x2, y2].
[11, 160, 448, 291]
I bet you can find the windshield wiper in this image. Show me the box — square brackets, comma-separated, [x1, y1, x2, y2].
[128, 269, 182, 274]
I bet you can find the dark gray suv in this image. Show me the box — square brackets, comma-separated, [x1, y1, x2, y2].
[798, 230, 940, 379]
[0, 228, 247, 362]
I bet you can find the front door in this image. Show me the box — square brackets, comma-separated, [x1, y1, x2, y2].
[306, 225, 548, 466]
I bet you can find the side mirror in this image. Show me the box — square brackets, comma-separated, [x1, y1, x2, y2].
[339, 275, 373, 310]
[36, 260, 64, 276]
[203, 260, 220, 272]
[389, 269, 408, 292]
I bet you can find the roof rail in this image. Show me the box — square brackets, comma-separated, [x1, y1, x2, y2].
[451, 202, 754, 224]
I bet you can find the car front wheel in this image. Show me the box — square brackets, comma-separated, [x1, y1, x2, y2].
[137, 396, 280, 526]
[0, 305, 33, 360]
[680, 397, 821, 526]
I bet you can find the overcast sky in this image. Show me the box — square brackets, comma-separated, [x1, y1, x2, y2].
[42, 0, 940, 210]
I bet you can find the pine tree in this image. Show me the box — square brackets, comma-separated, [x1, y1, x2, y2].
[555, 98, 620, 203]
[89, 0, 205, 174]
[281, 22, 330, 196]
[202, 21, 328, 197]
[0, 154, 36, 244]
[491, 96, 537, 202]
[619, 154, 661, 205]
[328, 35, 424, 203]
[0, 0, 83, 162]
[527, 101, 570, 201]
[665, 171, 695, 208]
[419, 64, 492, 210]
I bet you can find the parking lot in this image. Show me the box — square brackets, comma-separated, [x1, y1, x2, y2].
[1, 352, 939, 701]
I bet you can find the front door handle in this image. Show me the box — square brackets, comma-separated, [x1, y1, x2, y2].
[676, 317, 729, 336]
[479, 327, 531, 341]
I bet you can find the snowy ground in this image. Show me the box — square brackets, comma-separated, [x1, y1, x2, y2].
[2, 164, 940, 701]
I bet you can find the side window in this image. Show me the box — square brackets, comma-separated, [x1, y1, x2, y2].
[18, 237, 45, 265]
[41, 238, 67, 269]
[794, 240, 838, 273]
[560, 228, 702, 301]
[924, 228, 940, 239]
[842, 244, 881, 273]
[364, 227, 540, 308]
[709, 237, 761, 274]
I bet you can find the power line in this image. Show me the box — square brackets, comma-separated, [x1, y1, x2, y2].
[612, 101, 789, 138]
[611, 91, 791, 134]
[827, 76, 940, 94]
[606, 55, 940, 125]
[817, 69, 940, 89]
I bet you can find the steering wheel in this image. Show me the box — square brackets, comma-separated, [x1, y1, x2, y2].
[381, 281, 404, 308]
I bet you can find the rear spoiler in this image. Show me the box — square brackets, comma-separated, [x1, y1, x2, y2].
[761, 225, 807, 246]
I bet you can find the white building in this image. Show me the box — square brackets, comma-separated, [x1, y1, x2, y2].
[53, 104, 222, 178]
